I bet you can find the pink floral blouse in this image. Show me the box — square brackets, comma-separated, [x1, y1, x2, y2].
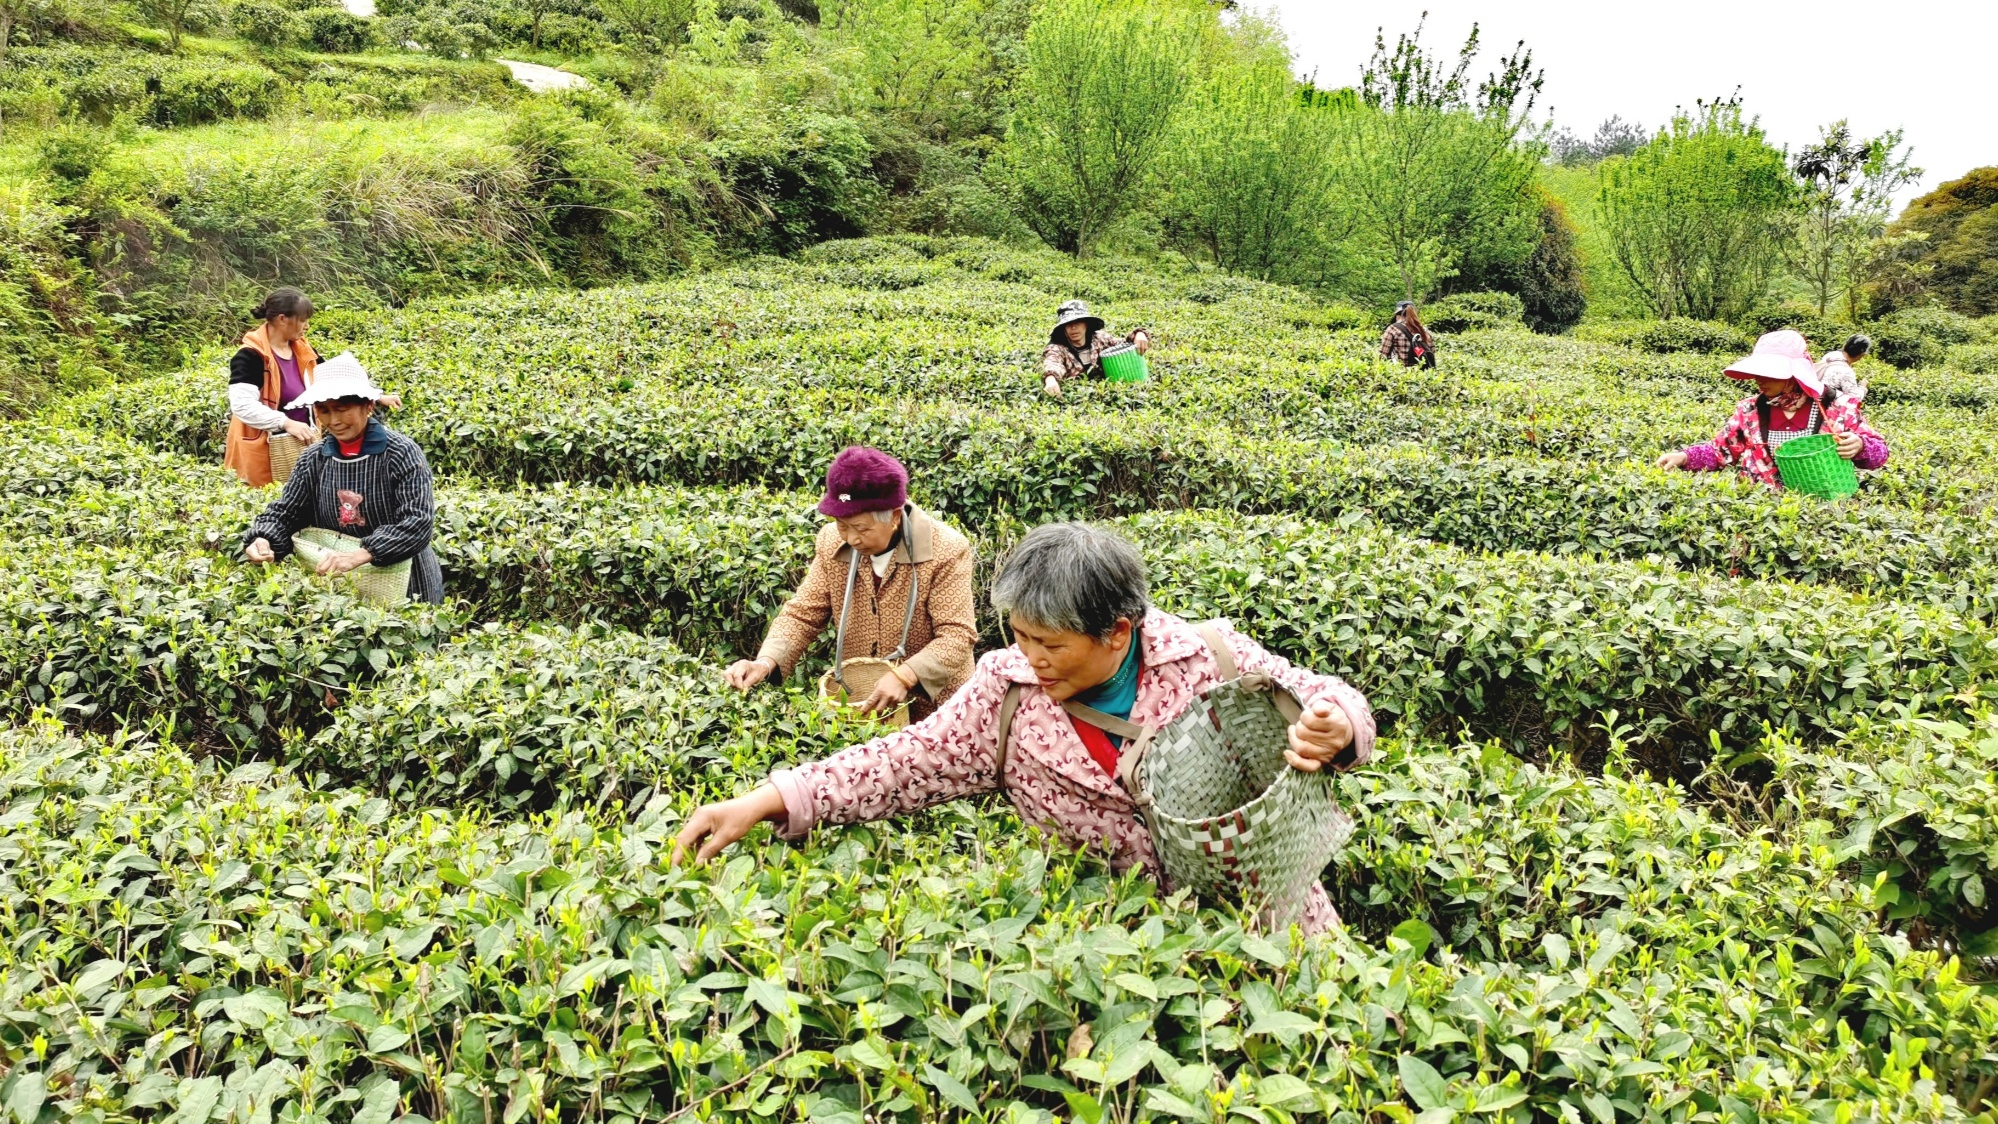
[769, 609, 1377, 933]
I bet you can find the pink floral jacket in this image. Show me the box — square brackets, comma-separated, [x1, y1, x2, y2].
[1678, 392, 1888, 487]
[769, 609, 1377, 933]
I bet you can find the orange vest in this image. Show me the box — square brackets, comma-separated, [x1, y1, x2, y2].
[224, 325, 318, 487]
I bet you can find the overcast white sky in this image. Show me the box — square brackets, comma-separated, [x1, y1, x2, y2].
[1264, 0, 1997, 208]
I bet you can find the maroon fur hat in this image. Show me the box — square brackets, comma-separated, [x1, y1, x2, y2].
[817, 446, 909, 517]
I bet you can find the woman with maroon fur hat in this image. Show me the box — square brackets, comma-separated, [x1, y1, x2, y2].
[725, 447, 978, 720]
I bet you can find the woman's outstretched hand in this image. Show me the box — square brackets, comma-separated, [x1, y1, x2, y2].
[858, 672, 911, 716]
[1655, 449, 1689, 470]
[725, 657, 775, 692]
[245, 537, 275, 564]
[1833, 430, 1864, 460]
[1043, 375, 1063, 400]
[1285, 699, 1356, 772]
[317, 548, 373, 577]
[672, 784, 787, 867]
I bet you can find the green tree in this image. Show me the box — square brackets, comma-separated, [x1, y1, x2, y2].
[822, 0, 1025, 142]
[1597, 98, 1794, 321]
[1791, 121, 1919, 319]
[594, 0, 694, 48]
[1329, 17, 1545, 302]
[1159, 18, 1345, 281]
[1456, 189, 1586, 332]
[999, 0, 1204, 256]
[1870, 166, 1998, 317]
[0, 0, 50, 61]
[133, 0, 200, 48]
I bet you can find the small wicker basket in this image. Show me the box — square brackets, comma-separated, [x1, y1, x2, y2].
[292, 527, 411, 605]
[268, 430, 319, 485]
[817, 658, 910, 728]
[1127, 674, 1353, 927]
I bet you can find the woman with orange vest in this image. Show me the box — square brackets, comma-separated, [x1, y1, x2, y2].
[224, 288, 400, 486]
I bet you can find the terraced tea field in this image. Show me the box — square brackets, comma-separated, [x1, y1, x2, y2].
[6, 236, 1996, 1121]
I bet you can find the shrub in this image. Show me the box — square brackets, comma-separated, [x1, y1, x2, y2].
[3, 717, 1994, 1120]
[710, 108, 884, 255]
[148, 58, 285, 127]
[0, 541, 463, 751]
[1949, 342, 1998, 375]
[1874, 304, 1985, 368]
[309, 623, 887, 811]
[32, 122, 114, 184]
[1578, 317, 1751, 355]
[1740, 299, 1853, 352]
[228, 0, 300, 45]
[299, 5, 371, 49]
[1423, 290, 1525, 332]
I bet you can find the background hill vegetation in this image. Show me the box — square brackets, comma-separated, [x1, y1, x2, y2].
[2, 0, 1994, 415]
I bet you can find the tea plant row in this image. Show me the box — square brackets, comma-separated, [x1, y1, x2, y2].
[6, 431, 1995, 785]
[3, 708, 1992, 1123]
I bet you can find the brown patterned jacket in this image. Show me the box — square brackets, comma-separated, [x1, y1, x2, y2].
[756, 504, 978, 715]
[1041, 328, 1148, 384]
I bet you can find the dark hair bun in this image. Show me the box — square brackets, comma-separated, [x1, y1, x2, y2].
[253, 287, 313, 322]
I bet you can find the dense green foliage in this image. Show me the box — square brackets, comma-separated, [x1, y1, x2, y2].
[1596, 101, 1795, 322]
[1873, 167, 1998, 317]
[0, 0, 1995, 1094]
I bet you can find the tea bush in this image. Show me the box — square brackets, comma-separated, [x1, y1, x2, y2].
[0, 542, 461, 750]
[3, 722, 1993, 1122]
[63, 366, 1998, 612]
[1572, 318, 1752, 355]
[308, 623, 888, 812]
[10, 431, 1998, 779]
[1423, 291, 1525, 332]
[14, 238, 1998, 1118]
[1874, 306, 1988, 369]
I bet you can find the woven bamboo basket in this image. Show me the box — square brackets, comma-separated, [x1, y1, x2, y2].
[817, 658, 910, 728]
[268, 431, 319, 485]
[291, 527, 411, 605]
[1129, 674, 1353, 926]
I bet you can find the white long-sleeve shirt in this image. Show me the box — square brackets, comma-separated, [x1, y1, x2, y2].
[229, 382, 292, 433]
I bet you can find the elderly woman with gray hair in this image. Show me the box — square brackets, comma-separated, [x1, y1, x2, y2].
[676, 522, 1376, 934]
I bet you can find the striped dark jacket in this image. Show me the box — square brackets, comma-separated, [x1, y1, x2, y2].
[245, 419, 444, 603]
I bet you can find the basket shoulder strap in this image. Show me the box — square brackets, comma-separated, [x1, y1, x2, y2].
[994, 683, 1022, 793]
[1193, 620, 1237, 681]
[1058, 699, 1146, 741]
[832, 549, 860, 693]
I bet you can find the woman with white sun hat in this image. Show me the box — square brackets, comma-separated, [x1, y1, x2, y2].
[241, 353, 444, 603]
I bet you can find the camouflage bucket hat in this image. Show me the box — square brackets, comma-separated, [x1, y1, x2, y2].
[1051, 299, 1105, 343]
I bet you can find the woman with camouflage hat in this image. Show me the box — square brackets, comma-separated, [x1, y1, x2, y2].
[1040, 300, 1151, 398]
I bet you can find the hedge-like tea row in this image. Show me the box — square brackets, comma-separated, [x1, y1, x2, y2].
[300, 615, 1998, 965]
[0, 543, 462, 749]
[4, 722, 1993, 1121]
[8, 433, 1997, 771]
[64, 309, 1998, 520]
[305, 623, 887, 812]
[57, 369, 1998, 613]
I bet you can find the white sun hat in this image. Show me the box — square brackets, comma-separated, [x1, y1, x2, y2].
[283, 352, 385, 411]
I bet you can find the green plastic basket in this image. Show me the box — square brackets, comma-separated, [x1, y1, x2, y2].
[1099, 344, 1148, 384]
[292, 527, 412, 605]
[1773, 433, 1859, 499]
